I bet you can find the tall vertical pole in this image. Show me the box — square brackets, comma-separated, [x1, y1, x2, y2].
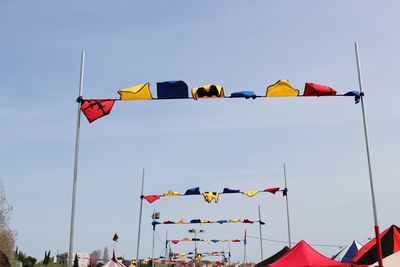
[283, 163, 292, 248]
[354, 42, 383, 267]
[68, 51, 85, 267]
[151, 210, 156, 267]
[136, 168, 145, 267]
[257, 205, 264, 260]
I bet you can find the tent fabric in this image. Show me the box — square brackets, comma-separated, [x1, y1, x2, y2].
[81, 99, 116, 123]
[253, 246, 290, 267]
[157, 80, 189, 99]
[303, 82, 337, 96]
[192, 85, 224, 100]
[118, 83, 153, 100]
[352, 225, 400, 265]
[230, 91, 257, 99]
[269, 240, 351, 267]
[184, 187, 201, 195]
[368, 251, 400, 267]
[332, 241, 362, 263]
[266, 80, 300, 97]
[102, 251, 126, 267]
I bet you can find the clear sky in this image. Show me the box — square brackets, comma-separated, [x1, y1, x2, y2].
[1, 0, 399, 263]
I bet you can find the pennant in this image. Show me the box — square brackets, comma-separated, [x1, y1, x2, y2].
[221, 239, 229, 242]
[144, 195, 161, 203]
[344, 90, 361, 104]
[163, 190, 181, 197]
[182, 237, 191, 241]
[202, 192, 219, 203]
[264, 187, 280, 194]
[259, 220, 266, 225]
[230, 91, 257, 99]
[266, 80, 300, 97]
[282, 187, 288, 196]
[177, 218, 188, 224]
[171, 240, 180, 244]
[157, 81, 189, 99]
[303, 82, 337, 96]
[81, 99, 116, 123]
[184, 187, 201, 195]
[222, 188, 240, 194]
[192, 85, 224, 100]
[243, 219, 254, 224]
[152, 221, 161, 226]
[217, 220, 228, 224]
[231, 239, 241, 243]
[241, 190, 258, 197]
[163, 220, 175, 224]
[201, 219, 214, 224]
[192, 238, 201, 241]
[113, 233, 119, 242]
[211, 240, 220, 243]
[118, 83, 153, 100]
[190, 219, 201, 224]
[179, 253, 186, 258]
[229, 219, 241, 223]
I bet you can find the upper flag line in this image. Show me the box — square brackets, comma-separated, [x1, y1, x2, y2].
[77, 80, 362, 123]
[142, 187, 286, 204]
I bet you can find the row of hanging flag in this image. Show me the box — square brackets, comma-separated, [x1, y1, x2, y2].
[167, 238, 244, 244]
[143, 186, 286, 204]
[167, 251, 227, 258]
[152, 218, 265, 226]
[78, 80, 362, 123]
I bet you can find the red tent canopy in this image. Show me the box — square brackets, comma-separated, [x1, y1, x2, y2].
[268, 240, 351, 267]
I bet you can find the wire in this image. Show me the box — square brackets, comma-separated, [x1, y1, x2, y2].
[247, 235, 344, 248]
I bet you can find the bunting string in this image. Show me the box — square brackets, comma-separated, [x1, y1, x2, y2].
[78, 80, 362, 123]
[143, 187, 287, 204]
[166, 238, 244, 244]
[152, 218, 265, 226]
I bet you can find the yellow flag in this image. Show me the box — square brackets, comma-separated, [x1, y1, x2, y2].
[192, 85, 224, 100]
[163, 190, 180, 197]
[241, 190, 258, 197]
[118, 83, 153, 100]
[266, 80, 299, 97]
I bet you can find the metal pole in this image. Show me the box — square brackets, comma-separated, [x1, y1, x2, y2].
[257, 205, 264, 260]
[136, 168, 145, 267]
[354, 42, 383, 267]
[283, 163, 292, 248]
[68, 51, 85, 267]
[151, 210, 156, 267]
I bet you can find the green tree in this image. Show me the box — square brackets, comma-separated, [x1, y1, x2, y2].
[0, 182, 16, 263]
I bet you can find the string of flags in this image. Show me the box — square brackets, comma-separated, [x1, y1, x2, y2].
[166, 238, 244, 244]
[143, 187, 286, 204]
[78, 80, 362, 123]
[152, 218, 265, 226]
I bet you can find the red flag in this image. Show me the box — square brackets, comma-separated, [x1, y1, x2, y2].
[303, 83, 337, 96]
[81, 99, 116, 123]
[144, 195, 161, 204]
[264, 187, 280, 194]
[113, 233, 118, 242]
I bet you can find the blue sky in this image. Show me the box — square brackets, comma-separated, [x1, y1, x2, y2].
[1, 0, 400, 263]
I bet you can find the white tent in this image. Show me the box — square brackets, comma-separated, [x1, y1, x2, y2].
[369, 251, 400, 267]
[102, 251, 126, 267]
[332, 240, 362, 263]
